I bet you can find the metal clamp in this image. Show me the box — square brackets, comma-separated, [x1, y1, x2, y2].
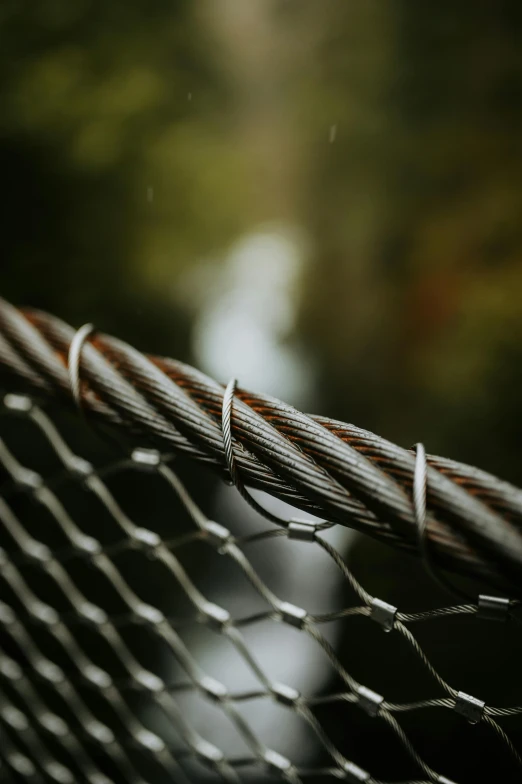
[134, 603, 164, 625]
[477, 594, 510, 622]
[204, 521, 232, 549]
[264, 749, 292, 773]
[83, 665, 112, 690]
[23, 541, 52, 564]
[85, 720, 114, 745]
[194, 739, 224, 766]
[78, 602, 108, 626]
[343, 760, 370, 782]
[356, 685, 384, 717]
[135, 729, 165, 753]
[35, 660, 64, 684]
[279, 601, 308, 629]
[288, 520, 317, 542]
[271, 683, 300, 707]
[454, 691, 485, 724]
[131, 447, 162, 470]
[3, 393, 32, 413]
[370, 597, 397, 632]
[16, 468, 43, 491]
[200, 675, 228, 702]
[68, 456, 94, 479]
[131, 527, 161, 550]
[73, 534, 101, 555]
[200, 601, 231, 631]
[0, 601, 15, 625]
[30, 602, 59, 626]
[133, 669, 163, 694]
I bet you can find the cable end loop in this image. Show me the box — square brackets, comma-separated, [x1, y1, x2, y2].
[68, 323, 95, 411]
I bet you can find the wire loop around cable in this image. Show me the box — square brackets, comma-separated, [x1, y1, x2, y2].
[67, 323, 95, 410]
[222, 378, 295, 527]
[413, 443, 470, 601]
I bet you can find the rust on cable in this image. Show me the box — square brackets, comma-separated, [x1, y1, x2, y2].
[0, 296, 521, 597]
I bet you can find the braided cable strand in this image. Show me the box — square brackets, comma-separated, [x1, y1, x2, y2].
[0, 296, 522, 595]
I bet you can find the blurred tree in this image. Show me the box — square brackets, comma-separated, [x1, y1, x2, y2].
[0, 0, 248, 356]
[298, 0, 522, 482]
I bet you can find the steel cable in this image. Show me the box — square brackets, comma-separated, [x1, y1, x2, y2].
[0, 296, 522, 596]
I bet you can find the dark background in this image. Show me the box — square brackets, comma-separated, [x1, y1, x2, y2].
[1, 2, 522, 782]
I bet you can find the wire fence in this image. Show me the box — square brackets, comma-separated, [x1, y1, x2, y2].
[0, 299, 522, 783]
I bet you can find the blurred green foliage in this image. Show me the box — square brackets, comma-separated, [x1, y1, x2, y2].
[0, 0, 249, 353]
[1, 0, 522, 480]
[299, 1, 522, 481]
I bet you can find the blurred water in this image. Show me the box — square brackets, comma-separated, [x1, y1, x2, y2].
[192, 228, 314, 407]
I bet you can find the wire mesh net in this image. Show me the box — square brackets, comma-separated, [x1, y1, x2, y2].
[0, 391, 521, 784]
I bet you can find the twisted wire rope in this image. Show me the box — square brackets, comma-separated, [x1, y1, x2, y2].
[0, 298, 521, 596]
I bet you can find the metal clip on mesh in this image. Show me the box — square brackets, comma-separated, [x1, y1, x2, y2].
[204, 521, 232, 549]
[288, 520, 317, 542]
[370, 597, 397, 632]
[263, 749, 292, 773]
[454, 691, 486, 724]
[279, 601, 308, 629]
[271, 683, 300, 707]
[200, 601, 231, 631]
[477, 594, 511, 622]
[343, 760, 370, 783]
[356, 685, 384, 717]
[132, 448, 162, 470]
[3, 393, 32, 413]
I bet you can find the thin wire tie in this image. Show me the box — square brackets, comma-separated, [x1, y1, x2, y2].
[68, 323, 95, 411]
[222, 378, 294, 527]
[413, 443, 470, 601]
